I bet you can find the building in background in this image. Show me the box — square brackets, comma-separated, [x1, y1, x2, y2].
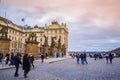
[0, 16, 68, 56]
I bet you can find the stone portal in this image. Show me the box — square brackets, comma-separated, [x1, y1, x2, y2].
[25, 33, 38, 57]
[26, 42, 38, 57]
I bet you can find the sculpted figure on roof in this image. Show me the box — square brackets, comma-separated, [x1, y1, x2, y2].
[0, 26, 8, 38]
[27, 33, 37, 41]
[58, 36, 61, 48]
[51, 36, 56, 47]
[44, 35, 48, 46]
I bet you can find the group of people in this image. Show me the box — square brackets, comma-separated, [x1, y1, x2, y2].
[0, 52, 15, 65]
[14, 53, 35, 78]
[93, 53, 114, 64]
[105, 53, 114, 64]
[75, 52, 114, 64]
[76, 53, 88, 64]
[0, 52, 51, 78]
[0, 52, 35, 78]
[54, 51, 63, 58]
[93, 54, 103, 60]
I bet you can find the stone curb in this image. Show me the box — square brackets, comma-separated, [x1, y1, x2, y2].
[0, 66, 15, 70]
[0, 57, 68, 70]
[0, 65, 22, 70]
[49, 59, 65, 63]
[0, 57, 69, 70]
[47, 58, 67, 63]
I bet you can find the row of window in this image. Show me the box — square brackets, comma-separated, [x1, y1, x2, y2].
[8, 29, 22, 36]
[8, 35, 22, 42]
[8, 29, 44, 37]
[45, 30, 64, 34]
[8, 35, 66, 42]
[25, 33, 43, 37]
[9, 29, 64, 36]
[7, 29, 66, 45]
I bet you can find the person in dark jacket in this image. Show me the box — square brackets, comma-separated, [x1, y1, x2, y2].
[9, 52, 14, 66]
[105, 54, 109, 64]
[83, 53, 88, 64]
[76, 54, 80, 64]
[41, 53, 44, 63]
[0, 53, 3, 64]
[80, 53, 84, 64]
[94, 54, 97, 61]
[23, 54, 31, 78]
[109, 53, 113, 64]
[29, 54, 34, 69]
[14, 53, 22, 77]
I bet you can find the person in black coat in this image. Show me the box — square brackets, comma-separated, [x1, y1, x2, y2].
[109, 53, 113, 64]
[0, 53, 3, 64]
[80, 53, 84, 64]
[76, 54, 80, 64]
[23, 54, 31, 78]
[9, 52, 14, 66]
[41, 53, 44, 63]
[14, 53, 22, 77]
[83, 53, 88, 64]
[29, 54, 34, 69]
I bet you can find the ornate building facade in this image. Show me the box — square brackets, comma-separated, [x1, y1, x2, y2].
[0, 16, 68, 56]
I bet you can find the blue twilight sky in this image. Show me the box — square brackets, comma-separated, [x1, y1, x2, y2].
[0, 0, 120, 51]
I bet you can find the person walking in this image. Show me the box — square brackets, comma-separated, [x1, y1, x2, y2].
[109, 53, 113, 64]
[76, 54, 80, 64]
[0, 53, 3, 64]
[23, 54, 31, 78]
[80, 53, 84, 64]
[45, 53, 48, 59]
[9, 52, 14, 66]
[83, 53, 88, 64]
[14, 53, 22, 77]
[94, 54, 97, 61]
[29, 54, 34, 69]
[41, 53, 44, 63]
[105, 54, 109, 64]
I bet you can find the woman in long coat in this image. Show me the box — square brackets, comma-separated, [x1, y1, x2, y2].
[23, 54, 31, 78]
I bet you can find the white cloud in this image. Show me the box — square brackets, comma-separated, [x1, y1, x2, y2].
[1, 0, 120, 51]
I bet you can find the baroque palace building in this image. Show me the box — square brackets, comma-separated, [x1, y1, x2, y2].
[0, 16, 68, 56]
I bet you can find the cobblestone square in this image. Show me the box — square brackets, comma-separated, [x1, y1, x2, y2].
[0, 57, 120, 80]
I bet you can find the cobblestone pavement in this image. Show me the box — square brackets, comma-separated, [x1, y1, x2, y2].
[0, 57, 120, 80]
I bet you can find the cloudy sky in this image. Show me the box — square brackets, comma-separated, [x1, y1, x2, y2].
[0, 0, 120, 51]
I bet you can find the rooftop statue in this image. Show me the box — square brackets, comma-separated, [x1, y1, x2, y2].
[58, 36, 61, 48]
[51, 36, 56, 47]
[44, 35, 48, 46]
[27, 33, 37, 42]
[61, 44, 66, 51]
[0, 26, 8, 39]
